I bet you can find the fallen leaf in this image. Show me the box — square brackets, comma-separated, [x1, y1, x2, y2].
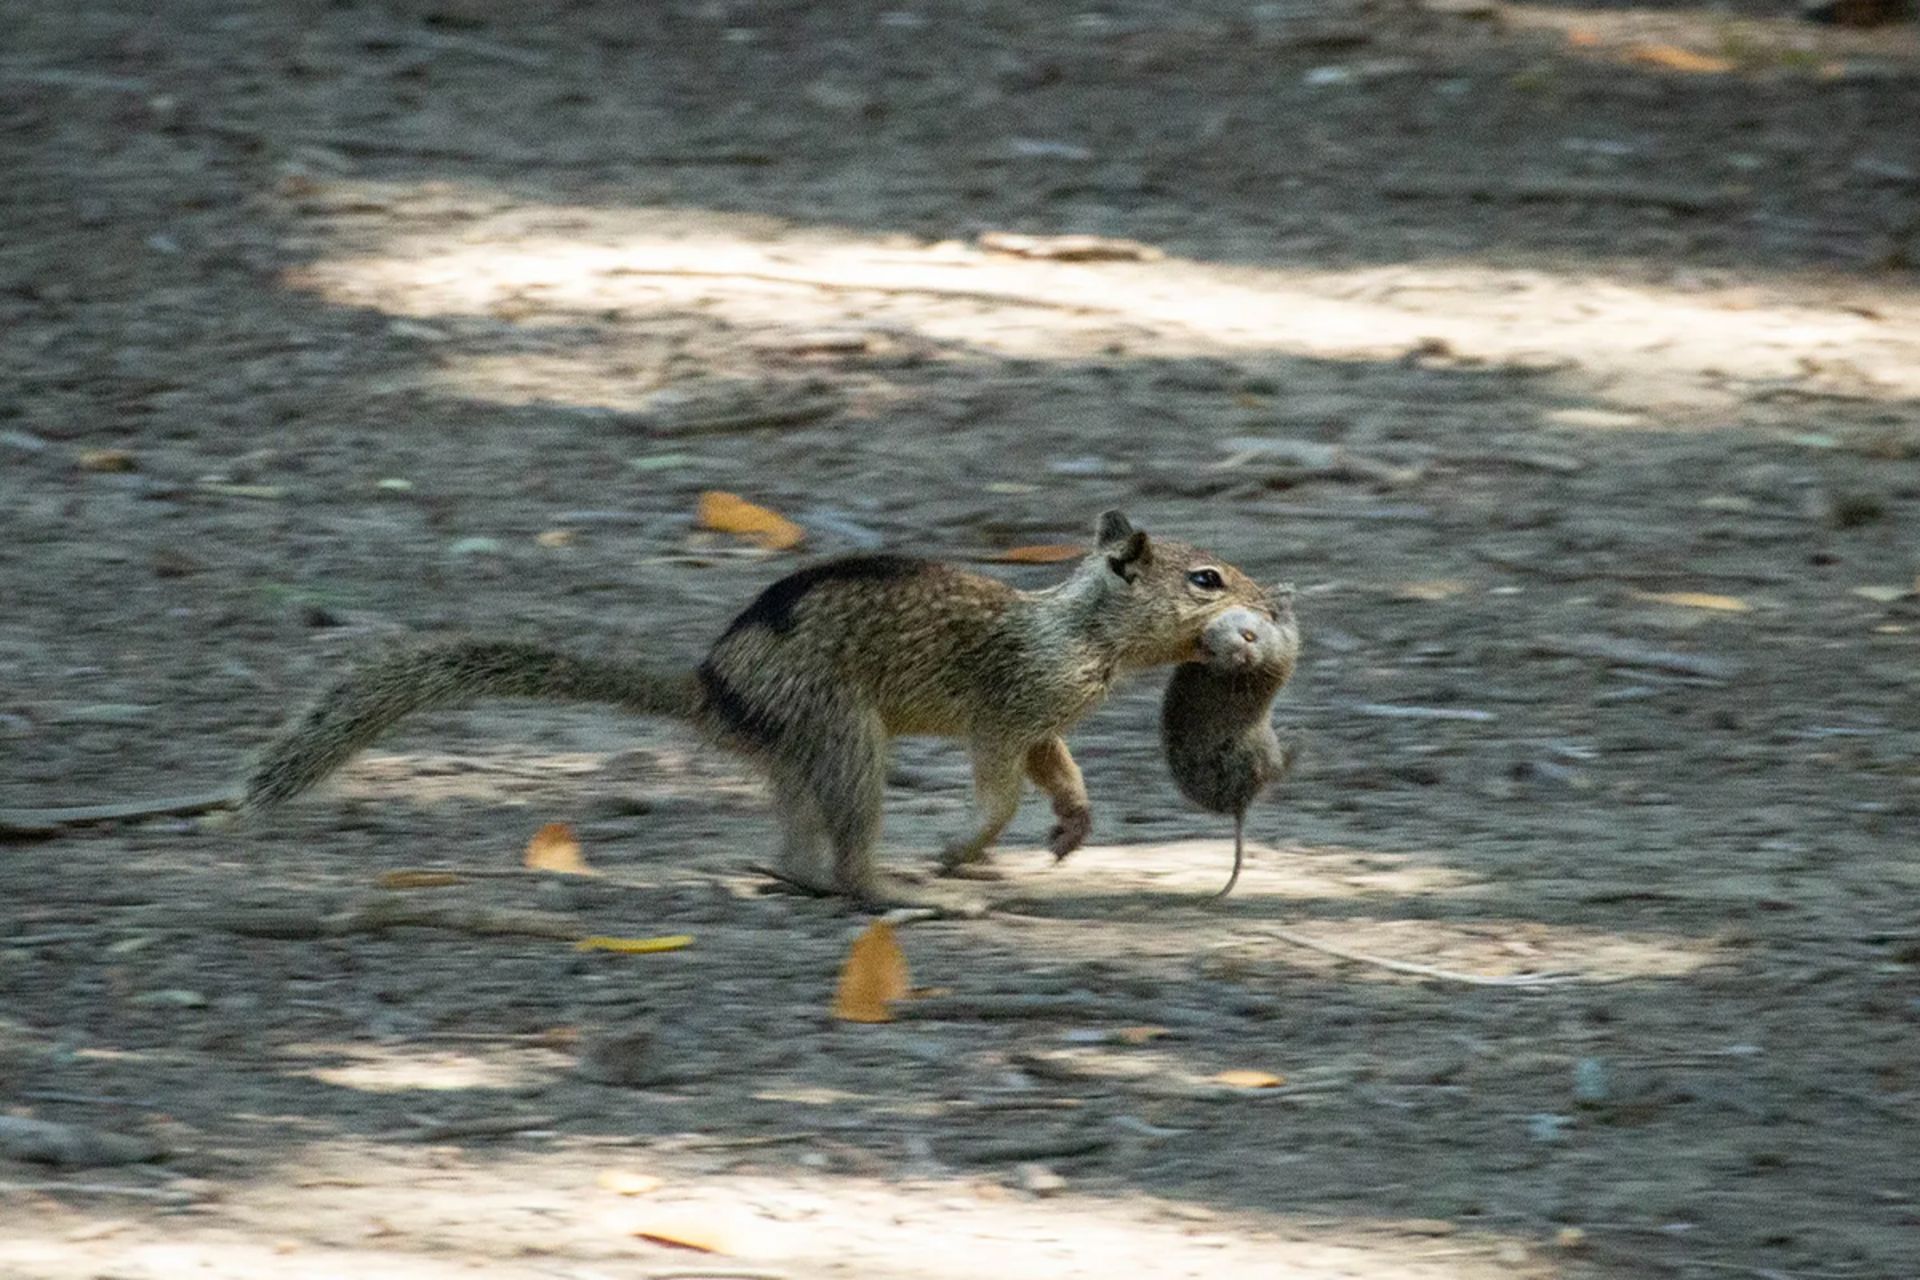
[1117, 1025, 1170, 1045]
[696, 491, 805, 551]
[1854, 585, 1912, 604]
[1567, 28, 1601, 46]
[1213, 1069, 1286, 1089]
[978, 231, 1164, 262]
[832, 921, 911, 1022]
[77, 448, 136, 472]
[525, 821, 592, 875]
[988, 544, 1085, 564]
[535, 529, 576, 548]
[1629, 43, 1734, 73]
[1631, 590, 1753, 613]
[376, 870, 468, 889]
[596, 1169, 665, 1196]
[575, 935, 695, 955]
[621, 1207, 735, 1254]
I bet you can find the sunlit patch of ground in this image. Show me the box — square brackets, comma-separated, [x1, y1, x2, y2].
[0, 1163, 1547, 1280]
[1005, 839, 1719, 982]
[289, 196, 1920, 422]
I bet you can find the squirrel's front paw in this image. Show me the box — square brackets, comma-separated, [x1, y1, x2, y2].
[1048, 805, 1092, 861]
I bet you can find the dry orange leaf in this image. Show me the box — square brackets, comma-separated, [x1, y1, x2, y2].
[1566, 28, 1600, 46]
[1632, 590, 1752, 613]
[525, 821, 592, 875]
[696, 491, 805, 551]
[989, 544, 1085, 564]
[597, 1169, 665, 1196]
[575, 934, 694, 955]
[621, 1207, 737, 1254]
[375, 870, 468, 889]
[1629, 43, 1734, 73]
[1214, 1069, 1286, 1089]
[831, 921, 912, 1023]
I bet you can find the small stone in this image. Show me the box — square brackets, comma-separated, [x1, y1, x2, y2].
[77, 448, 137, 472]
[1572, 1057, 1610, 1105]
[1016, 1163, 1067, 1197]
[447, 536, 504, 556]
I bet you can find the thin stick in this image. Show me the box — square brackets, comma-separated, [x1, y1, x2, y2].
[604, 266, 1105, 314]
[1251, 927, 1594, 987]
[0, 1179, 196, 1202]
[1, 789, 239, 838]
[743, 863, 834, 898]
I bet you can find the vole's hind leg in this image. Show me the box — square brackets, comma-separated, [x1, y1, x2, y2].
[1023, 736, 1091, 861]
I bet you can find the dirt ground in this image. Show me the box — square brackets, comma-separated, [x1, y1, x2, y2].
[4, 1, 1920, 1277]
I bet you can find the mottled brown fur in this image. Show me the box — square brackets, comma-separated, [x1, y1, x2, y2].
[242, 511, 1270, 908]
[1160, 596, 1301, 899]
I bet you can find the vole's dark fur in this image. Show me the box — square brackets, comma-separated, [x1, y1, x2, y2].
[1159, 594, 1300, 898]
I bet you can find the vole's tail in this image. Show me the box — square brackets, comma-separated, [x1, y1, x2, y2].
[242, 639, 699, 811]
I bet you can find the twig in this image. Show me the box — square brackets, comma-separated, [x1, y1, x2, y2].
[18, 1091, 166, 1110]
[1382, 174, 1740, 214]
[201, 123, 774, 167]
[386, 1113, 564, 1142]
[891, 993, 1109, 1021]
[743, 863, 834, 897]
[1532, 635, 1743, 681]
[1245, 502, 1434, 522]
[640, 397, 842, 439]
[659, 1131, 820, 1152]
[602, 266, 1106, 314]
[1, 789, 239, 838]
[947, 1131, 1112, 1164]
[1349, 703, 1498, 723]
[203, 900, 584, 941]
[1250, 927, 1592, 987]
[0, 68, 148, 92]
[0, 1179, 196, 1203]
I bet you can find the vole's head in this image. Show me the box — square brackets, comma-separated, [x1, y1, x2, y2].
[1082, 510, 1283, 670]
[1194, 602, 1301, 684]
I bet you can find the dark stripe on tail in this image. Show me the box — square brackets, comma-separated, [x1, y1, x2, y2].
[695, 660, 785, 749]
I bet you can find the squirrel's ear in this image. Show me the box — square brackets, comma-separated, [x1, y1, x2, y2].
[1105, 529, 1152, 582]
[1094, 509, 1135, 549]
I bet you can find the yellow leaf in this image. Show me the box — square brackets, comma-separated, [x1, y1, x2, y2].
[1117, 1025, 1170, 1045]
[375, 870, 468, 889]
[1631, 590, 1753, 613]
[831, 921, 911, 1023]
[1213, 1069, 1286, 1089]
[596, 1169, 664, 1196]
[1629, 43, 1734, 73]
[525, 821, 593, 875]
[575, 935, 695, 955]
[988, 544, 1085, 564]
[696, 491, 805, 551]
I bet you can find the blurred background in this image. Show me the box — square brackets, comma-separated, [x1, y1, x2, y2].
[3, 2, 1917, 1277]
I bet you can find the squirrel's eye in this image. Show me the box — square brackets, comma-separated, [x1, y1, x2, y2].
[1187, 568, 1225, 591]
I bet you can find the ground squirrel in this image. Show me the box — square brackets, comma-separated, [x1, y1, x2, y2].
[1160, 595, 1300, 899]
[243, 511, 1274, 908]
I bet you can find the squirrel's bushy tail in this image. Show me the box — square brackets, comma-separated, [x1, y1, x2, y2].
[242, 639, 698, 811]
